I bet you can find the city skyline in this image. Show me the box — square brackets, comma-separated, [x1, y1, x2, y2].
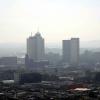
[0, 0, 100, 44]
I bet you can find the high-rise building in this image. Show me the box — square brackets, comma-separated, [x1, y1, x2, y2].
[27, 32, 45, 61]
[70, 38, 79, 65]
[62, 38, 79, 65]
[62, 40, 70, 63]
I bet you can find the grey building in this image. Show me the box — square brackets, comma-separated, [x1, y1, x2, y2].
[62, 40, 70, 63]
[27, 32, 45, 61]
[0, 57, 17, 65]
[62, 38, 79, 65]
[70, 38, 79, 65]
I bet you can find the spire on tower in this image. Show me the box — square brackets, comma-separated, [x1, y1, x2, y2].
[36, 26, 41, 35]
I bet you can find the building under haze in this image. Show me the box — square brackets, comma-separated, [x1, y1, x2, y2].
[0, 57, 17, 66]
[70, 38, 79, 65]
[62, 38, 79, 65]
[27, 32, 45, 61]
[62, 40, 70, 63]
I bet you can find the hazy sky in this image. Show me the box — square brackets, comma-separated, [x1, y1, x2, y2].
[0, 0, 100, 44]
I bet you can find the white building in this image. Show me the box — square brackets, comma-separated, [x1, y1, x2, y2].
[27, 32, 45, 61]
[70, 38, 79, 65]
[62, 38, 79, 65]
[62, 40, 70, 63]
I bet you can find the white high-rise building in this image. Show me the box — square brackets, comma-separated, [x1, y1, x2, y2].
[62, 40, 70, 63]
[70, 38, 79, 65]
[62, 38, 79, 65]
[27, 32, 45, 61]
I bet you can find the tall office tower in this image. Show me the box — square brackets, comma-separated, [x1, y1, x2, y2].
[27, 32, 45, 61]
[62, 40, 71, 63]
[62, 38, 79, 65]
[70, 38, 79, 65]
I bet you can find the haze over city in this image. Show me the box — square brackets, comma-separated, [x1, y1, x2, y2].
[0, 1, 100, 100]
[0, 0, 100, 45]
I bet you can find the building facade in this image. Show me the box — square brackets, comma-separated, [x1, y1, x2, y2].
[70, 38, 79, 65]
[62, 40, 71, 63]
[27, 32, 45, 61]
[62, 38, 79, 65]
